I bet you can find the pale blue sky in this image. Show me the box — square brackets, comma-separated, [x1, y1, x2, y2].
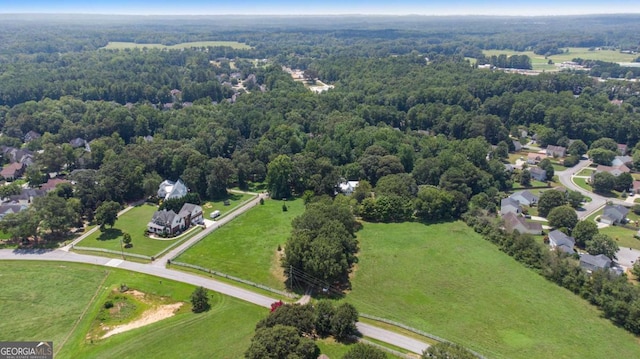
[1, 0, 639, 16]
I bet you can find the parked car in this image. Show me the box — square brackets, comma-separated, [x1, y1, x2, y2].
[210, 210, 221, 219]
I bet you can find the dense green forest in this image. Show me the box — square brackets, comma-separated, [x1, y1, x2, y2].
[2, 14, 640, 350]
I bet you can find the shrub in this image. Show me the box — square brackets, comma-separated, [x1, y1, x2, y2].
[259, 198, 265, 205]
[282, 203, 288, 212]
[104, 300, 114, 309]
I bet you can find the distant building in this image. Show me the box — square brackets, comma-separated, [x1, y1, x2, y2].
[546, 145, 567, 158]
[157, 179, 188, 200]
[500, 197, 522, 216]
[579, 253, 622, 275]
[338, 181, 360, 196]
[529, 167, 547, 182]
[600, 204, 629, 225]
[502, 212, 543, 235]
[548, 230, 575, 254]
[509, 190, 538, 207]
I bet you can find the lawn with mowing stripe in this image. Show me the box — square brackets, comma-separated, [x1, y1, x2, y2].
[176, 198, 305, 290]
[0, 261, 107, 346]
[76, 204, 203, 257]
[346, 221, 640, 359]
[103, 41, 252, 50]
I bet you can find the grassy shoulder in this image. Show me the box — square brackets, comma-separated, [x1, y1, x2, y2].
[345, 221, 640, 359]
[175, 198, 305, 290]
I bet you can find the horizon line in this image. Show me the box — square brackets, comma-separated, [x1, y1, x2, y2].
[2, 12, 640, 17]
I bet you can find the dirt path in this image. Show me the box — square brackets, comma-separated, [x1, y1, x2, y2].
[101, 302, 183, 339]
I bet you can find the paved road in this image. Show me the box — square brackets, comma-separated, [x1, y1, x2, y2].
[556, 159, 608, 219]
[1, 191, 432, 355]
[556, 160, 640, 266]
[0, 248, 430, 354]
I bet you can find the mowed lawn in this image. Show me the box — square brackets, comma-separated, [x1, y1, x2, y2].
[0, 261, 108, 345]
[0, 261, 266, 359]
[346, 221, 640, 359]
[77, 204, 192, 257]
[176, 198, 305, 290]
[103, 41, 252, 50]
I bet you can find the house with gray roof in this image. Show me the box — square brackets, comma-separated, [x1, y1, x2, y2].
[548, 230, 575, 254]
[147, 209, 184, 236]
[601, 204, 629, 225]
[529, 167, 547, 182]
[500, 197, 522, 216]
[4, 188, 46, 206]
[509, 190, 538, 207]
[512, 140, 523, 152]
[579, 253, 617, 274]
[178, 203, 204, 227]
[502, 212, 543, 235]
[612, 155, 633, 167]
[546, 145, 567, 158]
[157, 179, 188, 200]
[0, 204, 28, 219]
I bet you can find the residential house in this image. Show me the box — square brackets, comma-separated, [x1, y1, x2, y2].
[5, 188, 46, 205]
[548, 230, 576, 254]
[157, 179, 188, 200]
[591, 164, 631, 183]
[512, 140, 523, 152]
[500, 197, 522, 216]
[509, 190, 538, 207]
[0, 204, 28, 219]
[600, 204, 629, 225]
[178, 203, 204, 228]
[338, 181, 360, 195]
[611, 155, 633, 167]
[41, 178, 70, 192]
[147, 209, 185, 236]
[1, 147, 34, 166]
[69, 138, 91, 152]
[23, 131, 41, 143]
[527, 152, 547, 164]
[529, 167, 547, 182]
[0, 162, 25, 181]
[546, 145, 567, 158]
[579, 253, 617, 274]
[504, 164, 514, 173]
[502, 212, 543, 235]
[632, 180, 640, 195]
[617, 143, 628, 155]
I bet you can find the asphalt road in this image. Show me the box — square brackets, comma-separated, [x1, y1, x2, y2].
[556, 160, 640, 266]
[0, 198, 432, 355]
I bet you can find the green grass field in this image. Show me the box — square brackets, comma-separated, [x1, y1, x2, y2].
[0, 261, 364, 358]
[482, 47, 638, 72]
[76, 204, 204, 257]
[176, 198, 305, 290]
[103, 41, 252, 50]
[0, 261, 264, 359]
[345, 221, 640, 359]
[201, 193, 254, 220]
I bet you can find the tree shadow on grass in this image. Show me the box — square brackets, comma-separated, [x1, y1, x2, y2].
[97, 228, 123, 241]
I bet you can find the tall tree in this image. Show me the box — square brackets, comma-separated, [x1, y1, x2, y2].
[586, 233, 619, 259]
[206, 157, 236, 199]
[266, 154, 294, 200]
[573, 220, 598, 247]
[547, 205, 578, 230]
[94, 200, 121, 230]
[245, 325, 318, 359]
[538, 190, 567, 217]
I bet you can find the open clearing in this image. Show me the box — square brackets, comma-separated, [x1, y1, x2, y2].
[482, 47, 638, 72]
[0, 261, 371, 358]
[345, 221, 640, 359]
[103, 41, 252, 50]
[175, 198, 305, 290]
